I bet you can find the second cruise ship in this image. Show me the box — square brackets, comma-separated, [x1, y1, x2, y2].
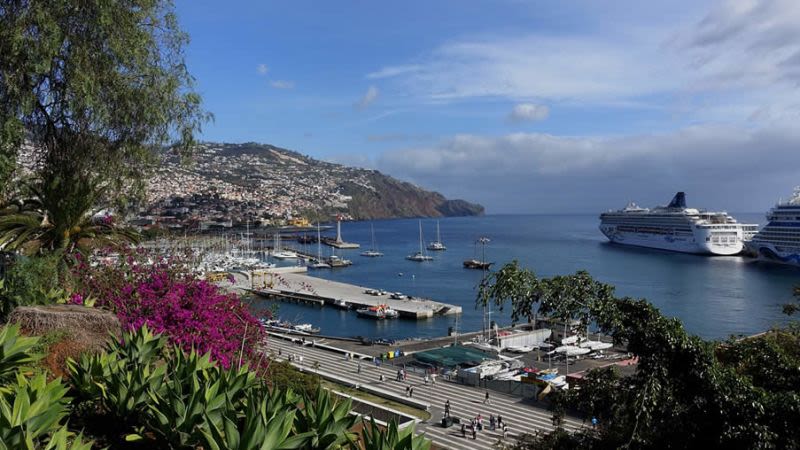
[599, 192, 757, 255]
[747, 187, 800, 266]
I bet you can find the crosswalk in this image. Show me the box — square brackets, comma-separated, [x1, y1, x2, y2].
[264, 335, 584, 450]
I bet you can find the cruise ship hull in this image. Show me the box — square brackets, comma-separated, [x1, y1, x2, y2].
[600, 227, 744, 256]
[746, 242, 800, 267]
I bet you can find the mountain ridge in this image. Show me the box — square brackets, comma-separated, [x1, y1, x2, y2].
[147, 141, 484, 221]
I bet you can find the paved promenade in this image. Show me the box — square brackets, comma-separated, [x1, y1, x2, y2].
[265, 334, 584, 450]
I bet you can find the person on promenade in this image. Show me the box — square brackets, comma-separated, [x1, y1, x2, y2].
[497, 414, 503, 429]
[503, 424, 508, 440]
[396, 370, 402, 381]
[484, 391, 490, 405]
[379, 373, 385, 382]
[461, 423, 466, 438]
[424, 374, 429, 384]
[490, 414, 496, 430]
[409, 386, 414, 398]
[444, 400, 451, 417]
[431, 373, 437, 385]
[405, 386, 410, 397]
[357, 362, 361, 373]
[472, 425, 477, 440]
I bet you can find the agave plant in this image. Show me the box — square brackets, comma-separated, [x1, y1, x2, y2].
[0, 373, 71, 448]
[0, 324, 41, 383]
[68, 325, 167, 423]
[294, 388, 358, 449]
[360, 418, 431, 450]
[200, 386, 313, 450]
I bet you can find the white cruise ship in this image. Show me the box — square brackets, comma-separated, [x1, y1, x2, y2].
[599, 192, 756, 255]
[747, 187, 800, 266]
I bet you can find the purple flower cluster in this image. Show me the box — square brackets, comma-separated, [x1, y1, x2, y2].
[73, 250, 266, 368]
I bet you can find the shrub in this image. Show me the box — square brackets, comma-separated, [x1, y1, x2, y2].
[72, 249, 265, 368]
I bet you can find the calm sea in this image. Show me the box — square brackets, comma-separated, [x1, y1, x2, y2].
[252, 214, 797, 341]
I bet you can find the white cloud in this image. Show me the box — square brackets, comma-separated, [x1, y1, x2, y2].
[270, 80, 295, 89]
[375, 125, 800, 213]
[355, 86, 379, 110]
[366, 65, 423, 80]
[257, 64, 269, 75]
[368, 0, 800, 124]
[508, 103, 549, 122]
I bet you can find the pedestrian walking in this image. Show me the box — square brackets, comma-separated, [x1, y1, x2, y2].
[497, 414, 503, 429]
[472, 425, 476, 440]
[591, 417, 598, 429]
[424, 374, 429, 385]
[431, 373, 436, 385]
[490, 414, 496, 430]
[405, 386, 410, 397]
[409, 387, 414, 398]
[503, 424, 508, 439]
[357, 362, 361, 374]
[278, 348, 282, 356]
[484, 391, 490, 404]
[461, 424, 466, 438]
[379, 373, 385, 382]
[396, 370, 402, 382]
[444, 400, 451, 418]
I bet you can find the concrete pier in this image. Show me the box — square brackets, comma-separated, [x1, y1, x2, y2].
[250, 267, 462, 319]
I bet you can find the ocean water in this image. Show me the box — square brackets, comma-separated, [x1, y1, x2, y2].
[252, 214, 797, 341]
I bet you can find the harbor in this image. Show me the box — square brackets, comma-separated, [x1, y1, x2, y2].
[249, 266, 462, 319]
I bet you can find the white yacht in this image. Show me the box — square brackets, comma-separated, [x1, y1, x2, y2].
[747, 187, 800, 266]
[361, 224, 384, 257]
[599, 192, 756, 255]
[426, 221, 446, 251]
[271, 234, 299, 259]
[406, 220, 434, 261]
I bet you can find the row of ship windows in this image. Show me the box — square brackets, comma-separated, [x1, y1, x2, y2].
[616, 226, 691, 234]
[753, 237, 800, 244]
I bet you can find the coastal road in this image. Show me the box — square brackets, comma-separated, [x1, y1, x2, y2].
[264, 335, 584, 450]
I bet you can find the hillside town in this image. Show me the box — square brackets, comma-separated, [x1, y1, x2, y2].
[138, 142, 371, 230]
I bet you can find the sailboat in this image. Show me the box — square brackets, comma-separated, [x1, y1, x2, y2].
[463, 236, 492, 269]
[307, 223, 331, 269]
[427, 220, 446, 251]
[406, 220, 434, 261]
[271, 234, 299, 259]
[361, 224, 384, 257]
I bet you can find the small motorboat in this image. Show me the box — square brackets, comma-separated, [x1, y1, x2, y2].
[505, 345, 535, 353]
[333, 299, 350, 309]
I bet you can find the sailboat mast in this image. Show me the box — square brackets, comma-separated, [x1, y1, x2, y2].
[418, 220, 424, 253]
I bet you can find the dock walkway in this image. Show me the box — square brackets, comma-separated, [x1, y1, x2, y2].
[251, 268, 462, 319]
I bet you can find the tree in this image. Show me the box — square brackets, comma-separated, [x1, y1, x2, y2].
[484, 262, 800, 449]
[0, 0, 209, 252]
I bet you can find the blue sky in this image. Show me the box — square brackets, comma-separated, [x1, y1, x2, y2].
[176, 0, 800, 213]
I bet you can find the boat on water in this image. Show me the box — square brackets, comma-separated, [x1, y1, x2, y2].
[307, 223, 331, 269]
[356, 304, 399, 319]
[325, 254, 352, 267]
[406, 220, 434, 261]
[426, 220, 446, 251]
[463, 236, 492, 270]
[333, 299, 350, 309]
[361, 224, 384, 257]
[271, 234, 299, 259]
[261, 319, 320, 334]
[747, 187, 800, 266]
[599, 192, 757, 255]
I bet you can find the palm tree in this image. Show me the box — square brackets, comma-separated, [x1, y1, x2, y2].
[0, 178, 138, 258]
